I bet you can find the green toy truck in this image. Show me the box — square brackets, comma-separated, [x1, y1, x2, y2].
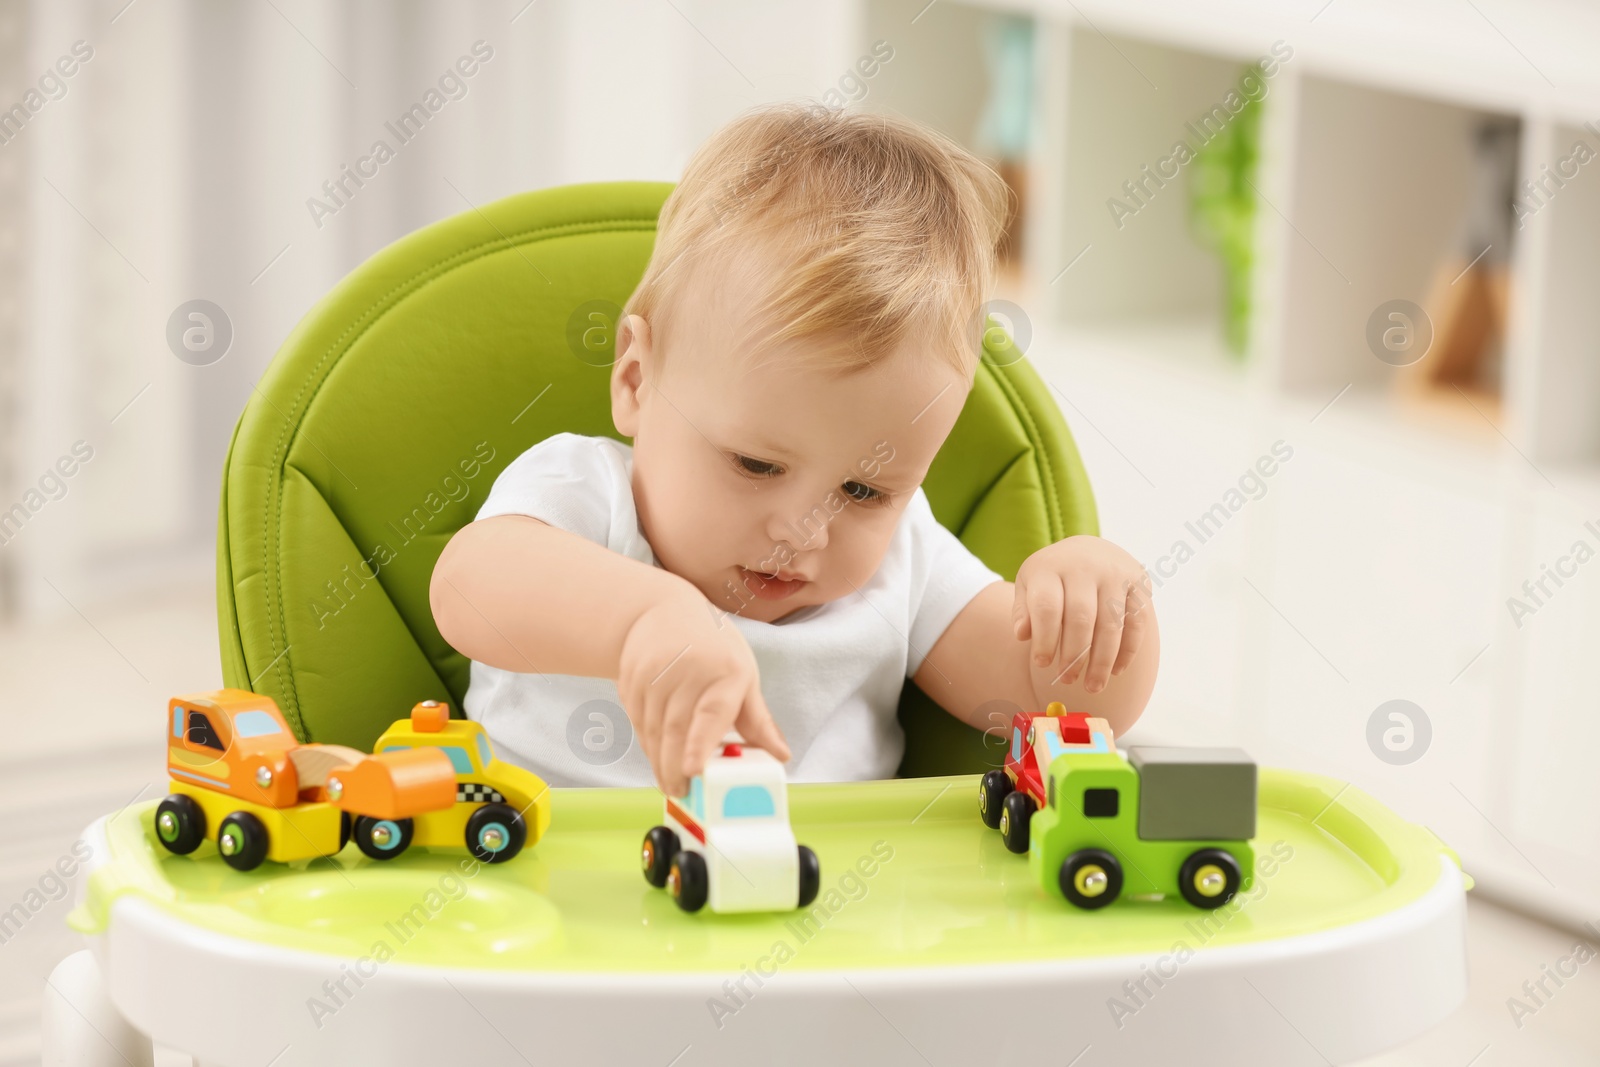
[979, 705, 1257, 910]
[1029, 745, 1256, 909]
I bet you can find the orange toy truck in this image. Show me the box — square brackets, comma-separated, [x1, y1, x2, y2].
[155, 689, 458, 871]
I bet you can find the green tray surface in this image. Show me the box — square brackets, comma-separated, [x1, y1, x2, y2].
[71, 770, 1461, 973]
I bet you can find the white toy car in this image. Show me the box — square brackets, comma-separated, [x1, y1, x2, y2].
[641, 741, 820, 913]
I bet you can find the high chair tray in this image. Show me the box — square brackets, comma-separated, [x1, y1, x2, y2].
[67, 770, 1467, 1066]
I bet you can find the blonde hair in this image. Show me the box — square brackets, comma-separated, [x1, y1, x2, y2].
[625, 101, 1012, 376]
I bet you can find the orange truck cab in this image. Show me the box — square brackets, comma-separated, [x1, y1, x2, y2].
[156, 689, 457, 870]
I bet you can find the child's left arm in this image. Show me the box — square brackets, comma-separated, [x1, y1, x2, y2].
[912, 534, 1158, 738]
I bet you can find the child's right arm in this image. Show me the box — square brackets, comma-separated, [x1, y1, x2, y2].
[430, 515, 789, 794]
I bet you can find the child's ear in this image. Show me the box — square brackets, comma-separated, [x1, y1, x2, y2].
[610, 313, 651, 438]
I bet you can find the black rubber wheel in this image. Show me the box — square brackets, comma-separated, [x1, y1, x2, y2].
[338, 811, 352, 852]
[978, 770, 1013, 829]
[154, 794, 206, 856]
[999, 790, 1035, 854]
[641, 825, 678, 888]
[1059, 848, 1124, 909]
[797, 845, 820, 908]
[353, 816, 414, 861]
[1178, 848, 1243, 909]
[668, 850, 709, 913]
[466, 803, 527, 863]
[216, 811, 269, 872]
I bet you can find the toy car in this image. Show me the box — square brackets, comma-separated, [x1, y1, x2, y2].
[641, 741, 819, 913]
[372, 700, 552, 863]
[979, 701, 1117, 854]
[979, 703, 1257, 910]
[156, 689, 458, 871]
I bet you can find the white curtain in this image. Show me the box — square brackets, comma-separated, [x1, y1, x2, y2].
[0, 0, 854, 624]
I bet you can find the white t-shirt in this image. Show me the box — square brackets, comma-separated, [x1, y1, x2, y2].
[461, 432, 1003, 786]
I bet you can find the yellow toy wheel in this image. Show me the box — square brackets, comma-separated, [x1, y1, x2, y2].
[1179, 849, 1243, 909]
[1058, 848, 1123, 909]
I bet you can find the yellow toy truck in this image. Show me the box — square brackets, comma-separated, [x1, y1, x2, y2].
[157, 689, 458, 871]
[372, 700, 551, 863]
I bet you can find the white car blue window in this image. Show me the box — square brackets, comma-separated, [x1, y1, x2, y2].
[233, 710, 284, 739]
[723, 785, 775, 818]
[690, 776, 704, 817]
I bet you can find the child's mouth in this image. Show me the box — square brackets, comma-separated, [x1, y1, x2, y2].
[739, 566, 808, 601]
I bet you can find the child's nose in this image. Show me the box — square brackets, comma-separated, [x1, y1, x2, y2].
[770, 493, 830, 552]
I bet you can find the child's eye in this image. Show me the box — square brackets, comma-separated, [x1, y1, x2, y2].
[735, 455, 783, 477]
[842, 480, 887, 505]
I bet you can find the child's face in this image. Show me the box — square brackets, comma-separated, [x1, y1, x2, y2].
[612, 267, 970, 624]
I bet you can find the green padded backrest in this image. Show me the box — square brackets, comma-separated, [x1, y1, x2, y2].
[217, 181, 1097, 777]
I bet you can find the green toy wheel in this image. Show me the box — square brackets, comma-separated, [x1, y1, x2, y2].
[978, 770, 1012, 829]
[668, 851, 708, 913]
[353, 816, 414, 861]
[1059, 849, 1123, 909]
[154, 795, 206, 856]
[216, 811, 269, 872]
[999, 790, 1035, 854]
[466, 803, 527, 864]
[1179, 849, 1243, 909]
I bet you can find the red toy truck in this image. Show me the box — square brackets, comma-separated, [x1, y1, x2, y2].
[977, 701, 1115, 853]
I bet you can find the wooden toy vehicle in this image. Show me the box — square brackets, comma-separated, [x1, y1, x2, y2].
[156, 689, 458, 871]
[978, 701, 1117, 854]
[979, 703, 1257, 910]
[641, 741, 820, 913]
[371, 700, 552, 863]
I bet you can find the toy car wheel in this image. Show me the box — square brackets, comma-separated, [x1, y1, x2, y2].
[466, 803, 527, 863]
[154, 794, 206, 855]
[641, 825, 679, 888]
[1059, 848, 1123, 909]
[797, 845, 820, 908]
[999, 790, 1035, 854]
[353, 816, 414, 861]
[978, 770, 1012, 829]
[339, 812, 352, 853]
[667, 850, 709, 913]
[216, 811, 269, 872]
[1178, 848, 1243, 909]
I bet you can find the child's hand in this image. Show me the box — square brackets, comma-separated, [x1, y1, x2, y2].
[618, 592, 791, 796]
[1012, 535, 1153, 694]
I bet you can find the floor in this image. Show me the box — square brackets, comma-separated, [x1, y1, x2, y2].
[3, 578, 1599, 1065]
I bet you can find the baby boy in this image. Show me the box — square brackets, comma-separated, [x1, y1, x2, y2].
[431, 102, 1158, 796]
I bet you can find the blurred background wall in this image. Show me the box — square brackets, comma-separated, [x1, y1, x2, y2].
[6, 0, 1600, 1061]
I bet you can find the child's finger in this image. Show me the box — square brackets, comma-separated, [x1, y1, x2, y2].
[1056, 581, 1098, 684]
[1011, 583, 1032, 640]
[680, 677, 744, 781]
[621, 666, 655, 764]
[1024, 574, 1065, 668]
[1083, 588, 1126, 693]
[655, 683, 703, 798]
[734, 684, 791, 763]
[1112, 586, 1150, 676]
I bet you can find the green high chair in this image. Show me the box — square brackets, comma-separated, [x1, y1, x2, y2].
[50, 184, 1470, 1067]
[214, 180, 1098, 776]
